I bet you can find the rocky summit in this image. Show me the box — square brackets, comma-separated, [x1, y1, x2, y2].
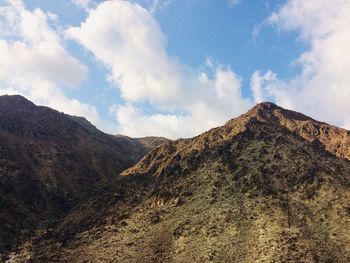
[1, 97, 350, 262]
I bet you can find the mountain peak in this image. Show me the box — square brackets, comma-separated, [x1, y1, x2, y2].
[238, 102, 350, 160]
[0, 94, 35, 110]
[245, 102, 312, 123]
[255, 101, 278, 109]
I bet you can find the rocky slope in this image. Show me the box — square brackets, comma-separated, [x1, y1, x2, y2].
[4, 102, 350, 262]
[0, 95, 166, 253]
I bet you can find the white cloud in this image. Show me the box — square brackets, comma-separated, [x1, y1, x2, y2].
[72, 0, 92, 10]
[250, 70, 294, 108]
[67, 0, 252, 139]
[149, 0, 160, 14]
[67, 1, 181, 104]
[111, 104, 189, 138]
[112, 66, 250, 138]
[252, 0, 350, 128]
[133, 0, 175, 14]
[250, 70, 269, 103]
[0, 0, 106, 129]
[229, 0, 240, 7]
[215, 67, 242, 98]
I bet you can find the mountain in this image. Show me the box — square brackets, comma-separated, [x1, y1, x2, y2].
[115, 134, 169, 153]
[0, 95, 167, 253]
[4, 102, 350, 262]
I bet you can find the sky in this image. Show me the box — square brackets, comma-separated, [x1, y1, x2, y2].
[1, 0, 350, 139]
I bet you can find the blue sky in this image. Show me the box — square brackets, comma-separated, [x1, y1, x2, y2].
[1, 0, 350, 138]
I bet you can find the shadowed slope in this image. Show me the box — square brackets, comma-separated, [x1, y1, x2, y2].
[0, 95, 165, 253]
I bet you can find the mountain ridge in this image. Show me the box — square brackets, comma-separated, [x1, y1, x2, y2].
[122, 101, 350, 180]
[5, 99, 349, 262]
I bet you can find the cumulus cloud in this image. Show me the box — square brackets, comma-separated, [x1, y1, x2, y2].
[67, 0, 252, 138]
[0, 0, 104, 128]
[72, 0, 92, 10]
[253, 0, 350, 129]
[250, 70, 293, 107]
[67, 1, 182, 104]
[111, 65, 250, 138]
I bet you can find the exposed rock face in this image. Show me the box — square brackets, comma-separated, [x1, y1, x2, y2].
[0, 95, 165, 253]
[3, 101, 350, 262]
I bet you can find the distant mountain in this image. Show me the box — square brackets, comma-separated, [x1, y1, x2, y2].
[3, 102, 350, 262]
[115, 134, 169, 154]
[0, 95, 167, 253]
